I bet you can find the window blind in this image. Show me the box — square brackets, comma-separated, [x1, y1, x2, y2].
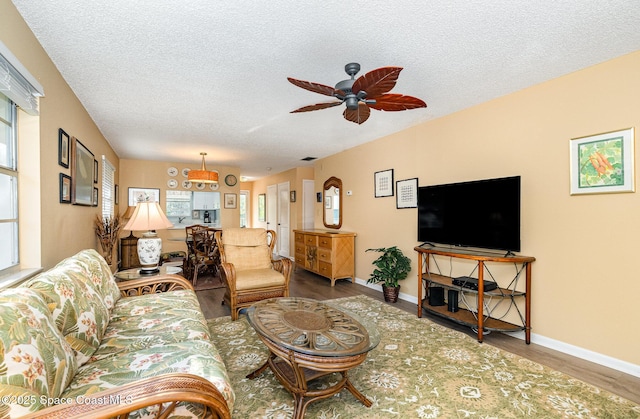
[101, 156, 116, 219]
[0, 41, 44, 116]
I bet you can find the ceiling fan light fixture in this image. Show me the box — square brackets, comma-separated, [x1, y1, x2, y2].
[345, 96, 359, 110]
[188, 152, 219, 184]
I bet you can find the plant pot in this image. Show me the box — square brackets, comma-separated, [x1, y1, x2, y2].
[382, 284, 400, 303]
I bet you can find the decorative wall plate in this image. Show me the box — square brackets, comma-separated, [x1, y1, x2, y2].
[210, 183, 219, 191]
[167, 166, 178, 176]
[167, 179, 178, 188]
[195, 182, 205, 190]
[182, 180, 192, 189]
[225, 174, 237, 186]
[182, 168, 191, 177]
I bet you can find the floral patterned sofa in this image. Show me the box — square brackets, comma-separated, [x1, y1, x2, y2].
[0, 249, 234, 419]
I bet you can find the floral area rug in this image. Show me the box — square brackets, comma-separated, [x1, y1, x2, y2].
[207, 295, 639, 418]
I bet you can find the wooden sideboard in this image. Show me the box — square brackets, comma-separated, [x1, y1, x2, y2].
[293, 230, 356, 286]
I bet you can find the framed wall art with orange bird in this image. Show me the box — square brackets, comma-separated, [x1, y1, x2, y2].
[570, 128, 635, 195]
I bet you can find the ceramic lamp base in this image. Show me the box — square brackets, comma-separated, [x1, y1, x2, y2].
[137, 232, 162, 273]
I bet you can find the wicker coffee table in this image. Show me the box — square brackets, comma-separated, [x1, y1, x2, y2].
[246, 297, 379, 419]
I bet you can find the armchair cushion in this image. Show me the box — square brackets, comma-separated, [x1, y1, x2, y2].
[221, 228, 272, 271]
[234, 268, 287, 291]
[0, 288, 78, 417]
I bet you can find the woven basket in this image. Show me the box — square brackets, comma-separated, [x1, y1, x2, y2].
[382, 285, 400, 303]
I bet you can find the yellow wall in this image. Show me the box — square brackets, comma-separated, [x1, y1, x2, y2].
[317, 51, 640, 366]
[248, 167, 314, 253]
[1, 0, 119, 269]
[118, 159, 241, 254]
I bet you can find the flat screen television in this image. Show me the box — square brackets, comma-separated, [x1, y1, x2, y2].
[417, 176, 521, 252]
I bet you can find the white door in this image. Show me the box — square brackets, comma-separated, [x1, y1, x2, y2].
[302, 179, 315, 230]
[266, 184, 277, 235]
[277, 181, 290, 257]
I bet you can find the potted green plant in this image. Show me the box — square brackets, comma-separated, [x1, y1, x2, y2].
[366, 246, 412, 303]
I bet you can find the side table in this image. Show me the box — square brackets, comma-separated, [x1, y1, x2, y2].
[114, 265, 183, 281]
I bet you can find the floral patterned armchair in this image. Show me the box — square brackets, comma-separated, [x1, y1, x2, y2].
[0, 249, 234, 419]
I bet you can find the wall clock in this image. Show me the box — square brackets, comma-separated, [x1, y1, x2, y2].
[225, 174, 237, 187]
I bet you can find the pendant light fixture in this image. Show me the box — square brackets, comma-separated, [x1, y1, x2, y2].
[188, 152, 219, 184]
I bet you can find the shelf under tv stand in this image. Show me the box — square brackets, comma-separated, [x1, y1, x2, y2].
[414, 245, 535, 344]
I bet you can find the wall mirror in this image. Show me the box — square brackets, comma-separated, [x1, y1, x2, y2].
[323, 176, 342, 229]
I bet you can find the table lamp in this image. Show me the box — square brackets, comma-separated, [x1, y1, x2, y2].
[123, 200, 174, 273]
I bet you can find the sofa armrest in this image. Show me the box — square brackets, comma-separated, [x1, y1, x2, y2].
[117, 274, 194, 297]
[20, 373, 231, 419]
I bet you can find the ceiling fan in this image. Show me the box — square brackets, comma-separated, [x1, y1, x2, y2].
[287, 62, 427, 124]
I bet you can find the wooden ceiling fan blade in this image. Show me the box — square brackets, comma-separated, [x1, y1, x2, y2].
[369, 93, 427, 111]
[352, 67, 403, 98]
[291, 101, 342, 113]
[343, 104, 371, 124]
[287, 77, 336, 97]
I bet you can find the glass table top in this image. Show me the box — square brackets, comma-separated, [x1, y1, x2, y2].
[247, 297, 380, 357]
[114, 265, 182, 280]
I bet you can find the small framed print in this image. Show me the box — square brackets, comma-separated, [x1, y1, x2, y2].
[58, 128, 69, 168]
[93, 159, 98, 183]
[114, 184, 119, 205]
[128, 187, 160, 206]
[224, 193, 237, 209]
[570, 128, 635, 195]
[59, 173, 71, 203]
[374, 169, 394, 197]
[93, 187, 99, 206]
[290, 190, 296, 202]
[396, 178, 418, 209]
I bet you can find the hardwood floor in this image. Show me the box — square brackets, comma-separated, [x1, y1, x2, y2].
[196, 268, 640, 405]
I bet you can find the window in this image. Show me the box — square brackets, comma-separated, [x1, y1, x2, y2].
[101, 156, 116, 219]
[0, 93, 18, 273]
[240, 190, 249, 228]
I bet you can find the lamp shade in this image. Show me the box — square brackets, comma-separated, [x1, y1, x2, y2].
[123, 201, 174, 232]
[188, 152, 219, 184]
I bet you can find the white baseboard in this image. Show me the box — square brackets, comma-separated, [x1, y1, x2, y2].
[354, 277, 640, 378]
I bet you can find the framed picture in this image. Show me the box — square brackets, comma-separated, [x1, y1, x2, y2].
[93, 187, 99, 206]
[192, 210, 200, 219]
[71, 137, 94, 206]
[316, 192, 322, 203]
[374, 169, 394, 197]
[128, 187, 160, 206]
[224, 193, 237, 209]
[570, 128, 635, 195]
[396, 178, 418, 209]
[93, 159, 98, 183]
[258, 193, 266, 221]
[114, 184, 119, 205]
[58, 128, 69, 168]
[290, 190, 296, 202]
[59, 173, 71, 203]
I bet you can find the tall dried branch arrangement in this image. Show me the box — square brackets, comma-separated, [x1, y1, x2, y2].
[94, 213, 123, 264]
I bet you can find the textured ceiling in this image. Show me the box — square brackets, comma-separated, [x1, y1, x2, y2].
[11, 0, 640, 179]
